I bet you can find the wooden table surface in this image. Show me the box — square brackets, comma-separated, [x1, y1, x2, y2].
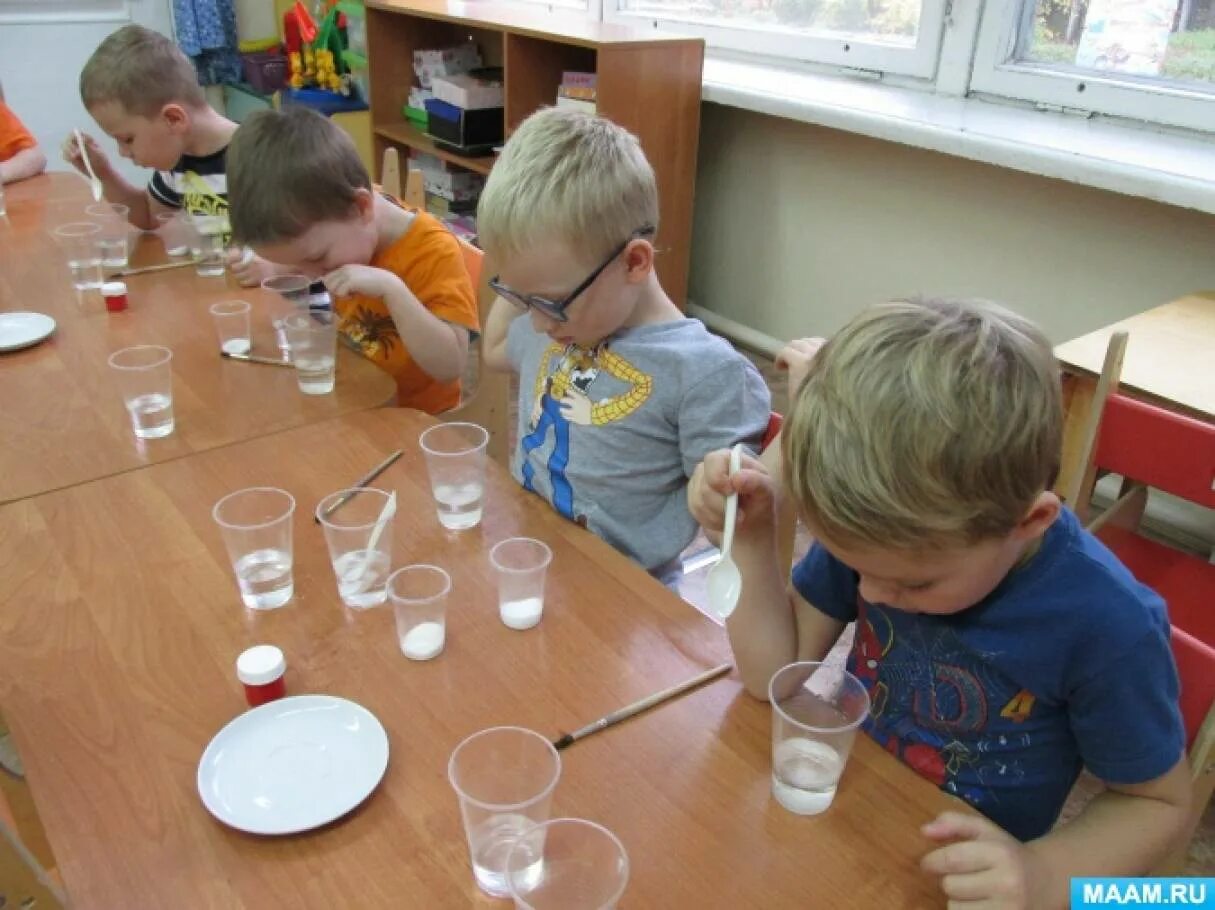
[0, 407, 960, 909]
[1054, 292, 1215, 421]
[0, 173, 395, 505]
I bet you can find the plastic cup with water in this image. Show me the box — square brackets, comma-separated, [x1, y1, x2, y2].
[448, 727, 561, 899]
[52, 222, 104, 291]
[156, 211, 192, 257]
[316, 487, 395, 609]
[506, 818, 630, 910]
[85, 202, 130, 269]
[387, 564, 450, 661]
[209, 299, 252, 355]
[768, 661, 871, 815]
[419, 422, 488, 530]
[191, 214, 228, 278]
[283, 312, 337, 394]
[107, 345, 174, 439]
[211, 487, 296, 611]
[262, 274, 311, 358]
[489, 537, 552, 631]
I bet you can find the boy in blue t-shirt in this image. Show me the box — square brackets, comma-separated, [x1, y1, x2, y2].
[689, 298, 1190, 908]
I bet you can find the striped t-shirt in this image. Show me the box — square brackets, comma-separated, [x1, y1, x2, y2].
[148, 146, 228, 218]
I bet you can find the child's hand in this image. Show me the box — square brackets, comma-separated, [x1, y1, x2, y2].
[323, 264, 401, 300]
[60, 131, 113, 179]
[688, 448, 778, 540]
[227, 248, 276, 288]
[775, 337, 825, 401]
[920, 812, 1043, 909]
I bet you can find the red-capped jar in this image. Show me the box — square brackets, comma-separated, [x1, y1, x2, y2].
[236, 645, 287, 708]
[101, 281, 128, 312]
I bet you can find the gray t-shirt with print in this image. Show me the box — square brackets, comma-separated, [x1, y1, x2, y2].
[506, 317, 771, 570]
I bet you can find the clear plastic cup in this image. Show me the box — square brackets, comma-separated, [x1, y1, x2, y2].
[419, 422, 488, 531]
[768, 661, 871, 815]
[191, 214, 228, 278]
[262, 274, 312, 358]
[51, 222, 103, 291]
[489, 538, 552, 631]
[448, 727, 561, 899]
[107, 345, 174, 439]
[209, 300, 252, 355]
[211, 487, 296, 611]
[506, 818, 630, 910]
[388, 564, 450, 661]
[156, 211, 191, 258]
[85, 202, 130, 269]
[283, 312, 337, 395]
[315, 487, 395, 609]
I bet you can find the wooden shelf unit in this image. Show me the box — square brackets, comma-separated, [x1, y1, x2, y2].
[366, 0, 705, 307]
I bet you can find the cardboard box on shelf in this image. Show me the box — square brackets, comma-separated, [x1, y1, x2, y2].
[431, 70, 504, 111]
[413, 43, 482, 88]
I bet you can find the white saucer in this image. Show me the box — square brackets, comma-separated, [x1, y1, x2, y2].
[197, 694, 389, 835]
[0, 312, 56, 352]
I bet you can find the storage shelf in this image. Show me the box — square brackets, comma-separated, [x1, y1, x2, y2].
[374, 121, 496, 175]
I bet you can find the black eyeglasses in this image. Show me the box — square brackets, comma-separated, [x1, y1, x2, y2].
[489, 225, 656, 324]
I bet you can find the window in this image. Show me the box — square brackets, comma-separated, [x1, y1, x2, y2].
[0, 0, 129, 23]
[604, 0, 951, 78]
[971, 0, 1215, 132]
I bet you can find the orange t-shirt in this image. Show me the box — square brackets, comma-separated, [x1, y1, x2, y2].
[334, 210, 479, 413]
[0, 101, 36, 162]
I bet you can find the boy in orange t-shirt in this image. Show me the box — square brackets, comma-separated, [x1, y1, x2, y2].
[226, 107, 477, 411]
[0, 83, 47, 183]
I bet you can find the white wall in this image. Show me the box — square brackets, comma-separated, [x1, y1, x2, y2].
[690, 103, 1215, 346]
[0, 1, 175, 184]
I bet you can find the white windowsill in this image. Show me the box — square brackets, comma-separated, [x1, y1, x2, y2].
[702, 56, 1215, 217]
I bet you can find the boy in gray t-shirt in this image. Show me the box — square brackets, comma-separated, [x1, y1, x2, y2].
[478, 108, 770, 573]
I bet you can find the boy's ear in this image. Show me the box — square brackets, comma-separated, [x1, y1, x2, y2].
[622, 238, 654, 283]
[353, 187, 376, 222]
[1013, 491, 1060, 541]
[161, 103, 190, 132]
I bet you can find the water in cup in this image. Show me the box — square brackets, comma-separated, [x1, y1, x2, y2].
[196, 232, 226, 278]
[471, 813, 544, 897]
[233, 547, 294, 610]
[125, 392, 174, 439]
[771, 737, 844, 815]
[99, 236, 128, 269]
[434, 481, 483, 530]
[68, 257, 103, 291]
[332, 549, 391, 609]
[295, 354, 335, 395]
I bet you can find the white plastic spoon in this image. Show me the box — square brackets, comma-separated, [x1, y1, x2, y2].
[74, 129, 103, 202]
[706, 443, 744, 621]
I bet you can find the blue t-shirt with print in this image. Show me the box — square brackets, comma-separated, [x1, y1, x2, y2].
[791, 507, 1184, 841]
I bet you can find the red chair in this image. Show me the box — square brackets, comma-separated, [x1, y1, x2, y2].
[1069, 329, 1215, 871]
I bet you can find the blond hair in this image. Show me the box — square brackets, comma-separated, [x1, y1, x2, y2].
[782, 298, 1062, 549]
[80, 25, 205, 115]
[476, 107, 658, 264]
[226, 107, 371, 244]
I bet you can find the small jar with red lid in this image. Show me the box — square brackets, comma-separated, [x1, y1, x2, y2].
[101, 281, 128, 312]
[236, 645, 287, 708]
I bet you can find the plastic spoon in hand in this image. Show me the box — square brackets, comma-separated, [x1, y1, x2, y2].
[706, 443, 744, 621]
[74, 130, 103, 202]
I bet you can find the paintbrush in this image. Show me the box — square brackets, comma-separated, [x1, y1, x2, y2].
[111, 259, 198, 278]
[220, 350, 293, 367]
[553, 663, 732, 751]
[314, 450, 405, 523]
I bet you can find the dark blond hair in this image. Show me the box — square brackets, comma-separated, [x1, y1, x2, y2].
[782, 297, 1062, 549]
[80, 25, 205, 115]
[477, 107, 658, 264]
[226, 107, 372, 244]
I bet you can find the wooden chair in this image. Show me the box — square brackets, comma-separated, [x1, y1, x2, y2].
[1067, 329, 1215, 872]
[379, 147, 512, 466]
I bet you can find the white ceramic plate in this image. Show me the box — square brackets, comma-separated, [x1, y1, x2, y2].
[197, 695, 389, 835]
[0, 312, 56, 353]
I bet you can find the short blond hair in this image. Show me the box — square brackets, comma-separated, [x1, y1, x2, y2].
[476, 107, 658, 264]
[227, 107, 372, 244]
[782, 298, 1062, 549]
[80, 25, 205, 115]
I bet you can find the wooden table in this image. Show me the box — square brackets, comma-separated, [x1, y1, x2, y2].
[0, 408, 960, 908]
[0, 173, 395, 505]
[1055, 292, 1215, 499]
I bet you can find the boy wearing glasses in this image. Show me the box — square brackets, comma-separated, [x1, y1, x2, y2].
[226, 107, 478, 412]
[479, 108, 770, 577]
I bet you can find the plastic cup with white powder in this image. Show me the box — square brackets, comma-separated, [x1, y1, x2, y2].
[388, 564, 450, 661]
[489, 537, 552, 631]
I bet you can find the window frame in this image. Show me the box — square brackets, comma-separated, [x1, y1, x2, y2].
[0, 0, 130, 24]
[969, 0, 1215, 134]
[602, 0, 952, 79]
